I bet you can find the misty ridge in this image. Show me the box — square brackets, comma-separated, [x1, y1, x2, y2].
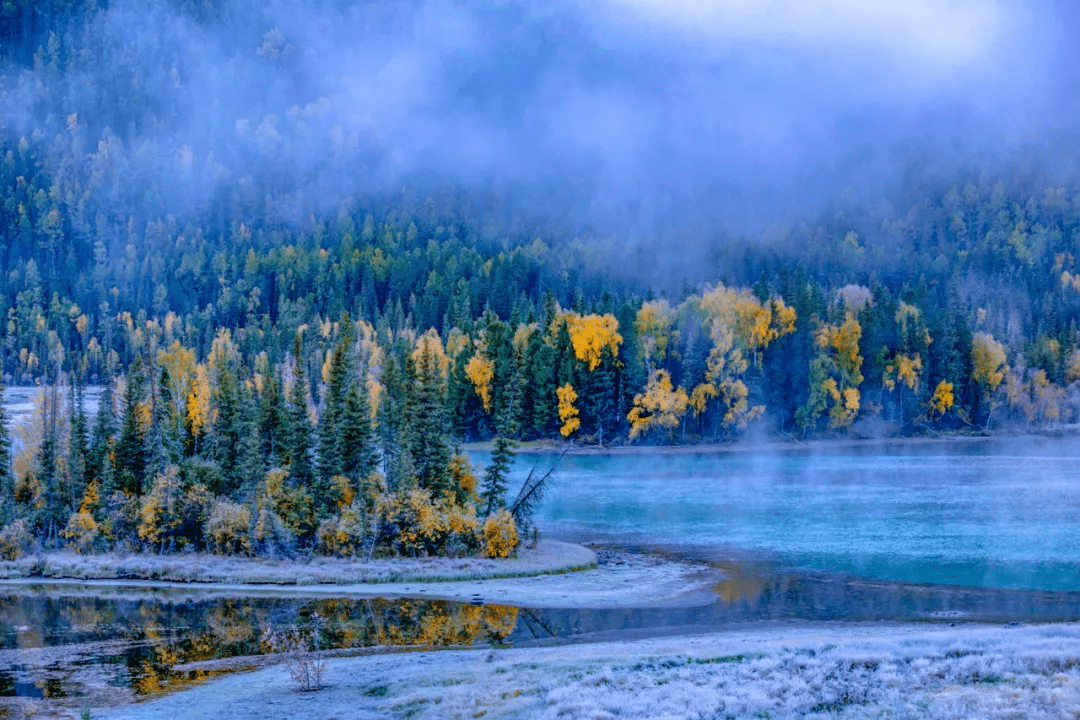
[4, 0, 1080, 287]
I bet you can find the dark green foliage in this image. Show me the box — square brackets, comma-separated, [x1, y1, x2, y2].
[480, 435, 515, 517]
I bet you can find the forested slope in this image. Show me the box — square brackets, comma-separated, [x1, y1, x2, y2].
[2, 0, 1080, 556]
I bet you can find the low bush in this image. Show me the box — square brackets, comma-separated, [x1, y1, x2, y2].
[481, 509, 519, 559]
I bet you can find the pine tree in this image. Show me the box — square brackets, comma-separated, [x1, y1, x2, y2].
[67, 378, 89, 511]
[339, 379, 377, 483]
[286, 335, 314, 489]
[87, 376, 116, 494]
[318, 314, 355, 486]
[114, 357, 148, 495]
[0, 380, 13, 524]
[409, 341, 451, 494]
[480, 434, 515, 517]
[258, 369, 289, 467]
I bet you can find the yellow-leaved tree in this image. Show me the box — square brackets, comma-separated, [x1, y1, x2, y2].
[556, 383, 581, 437]
[971, 331, 1007, 427]
[798, 312, 864, 430]
[634, 299, 677, 370]
[627, 369, 690, 440]
[464, 353, 494, 412]
[563, 312, 623, 371]
[688, 284, 796, 433]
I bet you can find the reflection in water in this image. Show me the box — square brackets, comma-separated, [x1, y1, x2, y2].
[3, 563, 1080, 714]
[0, 589, 519, 715]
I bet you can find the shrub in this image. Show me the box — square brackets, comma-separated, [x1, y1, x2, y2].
[382, 488, 480, 557]
[263, 624, 326, 692]
[206, 499, 252, 555]
[314, 500, 367, 557]
[0, 519, 32, 560]
[61, 512, 99, 553]
[253, 505, 297, 558]
[481, 509, 519, 559]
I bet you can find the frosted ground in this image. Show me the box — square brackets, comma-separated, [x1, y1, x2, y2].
[100, 621, 1080, 719]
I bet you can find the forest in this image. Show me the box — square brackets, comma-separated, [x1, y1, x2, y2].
[2, 0, 1080, 558]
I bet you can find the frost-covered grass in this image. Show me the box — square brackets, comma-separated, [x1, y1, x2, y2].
[101, 622, 1080, 719]
[0, 540, 595, 586]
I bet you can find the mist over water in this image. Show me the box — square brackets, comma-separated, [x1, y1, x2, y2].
[491, 438, 1080, 593]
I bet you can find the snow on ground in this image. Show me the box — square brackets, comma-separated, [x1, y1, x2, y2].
[102, 621, 1080, 719]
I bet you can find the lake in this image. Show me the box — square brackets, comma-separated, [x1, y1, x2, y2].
[4, 429, 1080, 711]
[511, 437, 1080, 593]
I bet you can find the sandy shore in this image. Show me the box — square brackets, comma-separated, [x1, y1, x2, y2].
[98, 621, 1080, 719]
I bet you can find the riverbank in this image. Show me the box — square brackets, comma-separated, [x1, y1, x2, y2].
[99, 620, 1080, 719]
[0, 543, 724, 609]
[0, 539, 593, 584]
[465, 428, 1080, 456]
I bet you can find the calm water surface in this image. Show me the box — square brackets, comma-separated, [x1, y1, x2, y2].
[511, 438, 1080, 592]
[2, 429, 1080, 709]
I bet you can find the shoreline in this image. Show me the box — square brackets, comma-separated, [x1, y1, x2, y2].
[98, 620, 1080, 720]
[0, 542, 725, 609]
[464, 428, 1080, 456]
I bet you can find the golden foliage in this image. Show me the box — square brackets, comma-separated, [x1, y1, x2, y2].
[883, 353, 922, 393]
[801, 315, 864, 429]
[138, 466, 183, 546]
[158, 340, 196, 418]
[330, 474, 355, 511]
[690, 382, 718, 416]
[187, 363, 213, 439]
[697, 284, 797, 360]
[61, 511, 99, 553]
[481, 509, 519, 559]
[929, 380, 955, 417]
[381, 488, 480, 556]
[449, 454, 478, 496]
[206, 499, 252, 555]
[971, 331, 1007, 392]
[315, 500, 369, 557]
[411, 329, 450, 381]
[0, 520, 31, 560]
[634, 299, 676, 366]
[464, 353, 495, 412]
[556, 383, 581, 437]
[627, 370, 689, 439]
[564, 312, 622, 371]
[259, 468, 315, 539]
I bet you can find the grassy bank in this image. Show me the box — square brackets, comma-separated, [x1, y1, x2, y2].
[0, 540, 596, 586]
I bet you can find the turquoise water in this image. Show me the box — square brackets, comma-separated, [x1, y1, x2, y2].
[496, 438, 1080, 592]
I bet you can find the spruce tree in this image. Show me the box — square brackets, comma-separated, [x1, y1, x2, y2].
[409, 343, 451, 494]
[318, 314, 355, 486]
[258, 369, 289, 467]
[286, 335, 314, 489]
[0, 381, 13, 524]
[87, 376, 116, 494]
[340, 380, 377, 483]
[68, 378, 89, 509]
[114, 357, 148, 495]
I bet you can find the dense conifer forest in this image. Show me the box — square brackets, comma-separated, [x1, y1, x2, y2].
[3, 0, 1080, 557]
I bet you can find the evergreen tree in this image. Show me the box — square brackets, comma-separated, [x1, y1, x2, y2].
[409, 342, 452, 494]
[258, 369, 289, 467]
[318, 314, 355, 486]
[340, 380, 378, 483]
[285, 334, 314, 489]
[87, 377, 116, 494]
[0, 381, 13, 524]
[114, 357, 148, 495]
